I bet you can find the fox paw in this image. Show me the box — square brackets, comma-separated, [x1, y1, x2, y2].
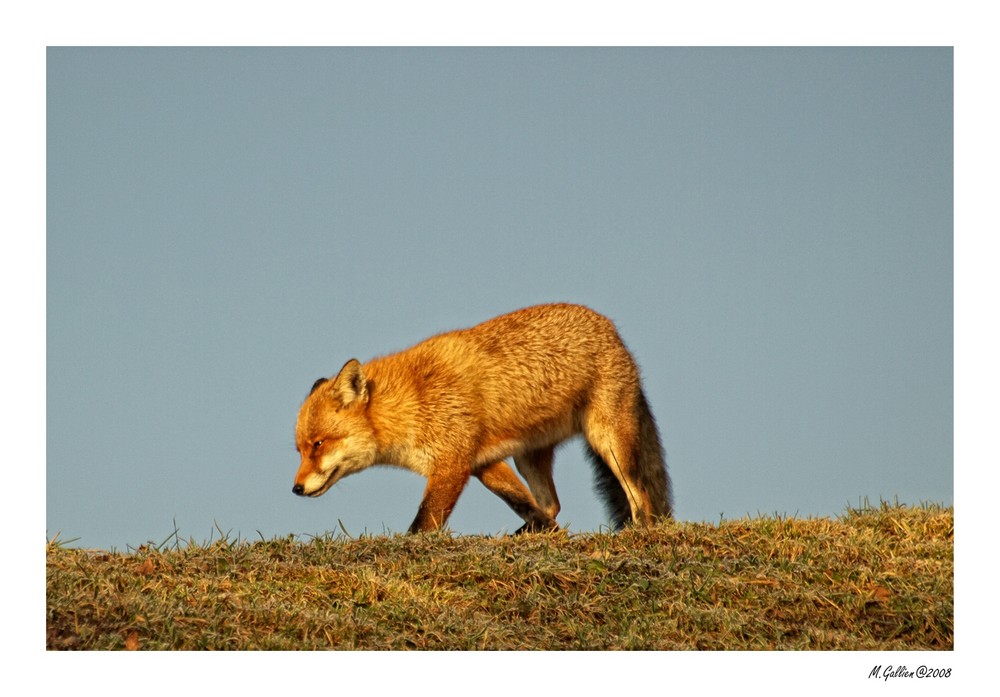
[514, 519, 559, 535]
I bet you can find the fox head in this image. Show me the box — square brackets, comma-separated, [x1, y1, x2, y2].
[292, 359, 378, 497]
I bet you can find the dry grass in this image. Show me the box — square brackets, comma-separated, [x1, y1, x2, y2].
[46, 501, 952, 650]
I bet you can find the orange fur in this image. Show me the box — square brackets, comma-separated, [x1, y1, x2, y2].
[292, 303, 672, 533]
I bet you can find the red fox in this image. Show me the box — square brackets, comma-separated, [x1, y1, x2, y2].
[292, 303, 672, 533]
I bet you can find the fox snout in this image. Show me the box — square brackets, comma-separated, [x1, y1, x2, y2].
[292, 458, 344, 498]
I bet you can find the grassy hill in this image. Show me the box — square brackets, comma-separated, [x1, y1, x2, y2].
[46, 502, 952, 650]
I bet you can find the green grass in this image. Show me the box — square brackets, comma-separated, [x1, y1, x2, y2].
[46, 501, 952, 650]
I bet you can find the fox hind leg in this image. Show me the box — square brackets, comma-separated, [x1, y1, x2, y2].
[514, 446, 560, 521]
[584, 444, 632, 530]
[583, 409, 658, 528]
[474, 460, 557, 533]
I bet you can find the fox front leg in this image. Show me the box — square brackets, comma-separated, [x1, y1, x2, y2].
[408, 466, 472, 533]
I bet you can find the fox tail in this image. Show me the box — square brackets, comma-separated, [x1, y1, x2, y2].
[587, 389, 673, 529]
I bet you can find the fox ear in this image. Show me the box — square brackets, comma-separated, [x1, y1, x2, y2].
[332, 359, 368, 407]
[309, 377, 329, 395]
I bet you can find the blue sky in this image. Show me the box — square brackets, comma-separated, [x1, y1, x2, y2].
[45, 47, 953, 550]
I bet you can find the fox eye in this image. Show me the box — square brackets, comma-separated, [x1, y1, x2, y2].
[312, 440, 325, 451]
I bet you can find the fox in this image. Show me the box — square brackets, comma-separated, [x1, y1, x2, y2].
[292, 303, 672, 533]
